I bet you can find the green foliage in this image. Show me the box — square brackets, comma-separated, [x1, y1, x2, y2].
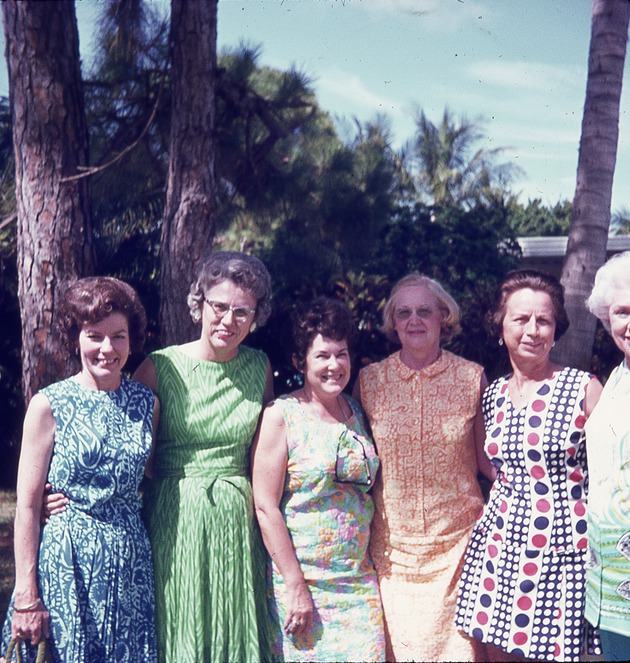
[610, 207, 630, 235]
[507, 198, 572, 237]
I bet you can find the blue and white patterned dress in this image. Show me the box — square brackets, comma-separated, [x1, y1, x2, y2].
[1, 376, 158, 663]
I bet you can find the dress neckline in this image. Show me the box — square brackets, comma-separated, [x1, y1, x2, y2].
[283, 392, 356, 425]
[503, 367, 564, 412]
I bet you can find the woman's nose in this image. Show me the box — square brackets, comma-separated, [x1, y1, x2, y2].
[524, 316, 537, 334]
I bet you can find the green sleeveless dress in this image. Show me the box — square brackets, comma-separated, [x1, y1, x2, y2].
[142, 345, 270, 663]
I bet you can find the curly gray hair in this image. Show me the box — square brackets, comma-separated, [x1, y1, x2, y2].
[586, 251, 630, 332]
[188, 251, 272, 327]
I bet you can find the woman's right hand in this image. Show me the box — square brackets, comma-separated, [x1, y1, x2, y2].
[41, 483, 68, 522]
[283, 581, 314, 637]
[11, 602, 50, 645]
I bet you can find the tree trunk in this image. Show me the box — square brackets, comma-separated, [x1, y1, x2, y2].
[160, 0, 218, 345]
[2, 0, 94, 402]
[554, 0, 629, 370]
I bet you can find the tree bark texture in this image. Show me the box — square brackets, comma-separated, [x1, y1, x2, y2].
[3, 0, 94, 402]
[555, 0, 629, 370]
[160, 0, 218, 346]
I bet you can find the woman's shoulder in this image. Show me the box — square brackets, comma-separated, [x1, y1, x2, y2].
[359, 352, 396, 379]
[40, 376, 73, 395]
[556, 365, 595, 385]
[122, 375, 154, 400]
[238, 344, 268, 364]
[442, 349, 484, 374]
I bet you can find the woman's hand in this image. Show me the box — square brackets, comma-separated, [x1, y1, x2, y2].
[41, 483, 68, 522]
[283, 581, 314, 637]
[11, 602, 50, 645]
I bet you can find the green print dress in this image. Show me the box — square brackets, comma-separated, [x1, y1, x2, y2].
[142, 345, 270, 663]
[266, 395, 385, 662]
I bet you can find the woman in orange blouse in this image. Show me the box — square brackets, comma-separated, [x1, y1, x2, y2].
[354, 273, 494, 662]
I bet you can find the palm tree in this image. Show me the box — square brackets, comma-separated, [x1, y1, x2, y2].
[409, 109, 517, 210]
[555, 0, 630, 370]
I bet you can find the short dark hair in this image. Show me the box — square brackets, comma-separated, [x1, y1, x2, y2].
[58, 277, 147, 353]
[291, 297, 356, 372]
[486, 269, 570, 341]
[188, 251, 272, 327]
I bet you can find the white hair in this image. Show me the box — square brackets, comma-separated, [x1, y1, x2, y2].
[586, 251, 630, 332]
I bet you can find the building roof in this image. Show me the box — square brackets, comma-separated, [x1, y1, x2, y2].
[517, 235, 630, 257]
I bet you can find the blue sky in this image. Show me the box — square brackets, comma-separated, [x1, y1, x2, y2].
[2, 0, 628, 212]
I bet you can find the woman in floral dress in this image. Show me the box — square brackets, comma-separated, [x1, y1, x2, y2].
[252, 297, 385, 662]
[355, 273, 493, 662]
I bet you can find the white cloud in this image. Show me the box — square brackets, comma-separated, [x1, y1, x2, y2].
[465, 59, 585, 94]
[316, 68, 410, 121]
[360, 0, 493, 33]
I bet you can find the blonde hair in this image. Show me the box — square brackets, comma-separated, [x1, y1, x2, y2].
[382, 274, 461, 344]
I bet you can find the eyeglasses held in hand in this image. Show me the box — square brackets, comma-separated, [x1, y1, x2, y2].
[204, 298, 256, 323]
[335, 429, 373, 486]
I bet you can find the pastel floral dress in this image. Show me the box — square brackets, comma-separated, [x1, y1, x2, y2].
[266, 394, 385, 662]
[456, 367, 600, 661]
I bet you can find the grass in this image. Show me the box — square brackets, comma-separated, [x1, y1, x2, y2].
[0, 489, 16, 625]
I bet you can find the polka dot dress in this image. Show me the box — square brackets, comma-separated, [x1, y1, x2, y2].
[455, 367, 600, 661]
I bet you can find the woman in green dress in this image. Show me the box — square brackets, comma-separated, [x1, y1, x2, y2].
[133, 251, 274, 663]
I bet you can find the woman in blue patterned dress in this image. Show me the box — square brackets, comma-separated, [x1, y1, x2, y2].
[1, 277, 159, 663]
[455, 270, 602, 661]
[252, 297, 385, 662]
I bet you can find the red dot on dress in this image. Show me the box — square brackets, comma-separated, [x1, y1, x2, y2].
[523, 562, 538, 576]
[531, 465, 545, 479]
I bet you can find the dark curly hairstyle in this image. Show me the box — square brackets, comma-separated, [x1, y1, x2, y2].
[58, 277, 147, 354]
[291, 297, 357, 372]
[486, 269, 570, 341]
[187, 251, 272, 328]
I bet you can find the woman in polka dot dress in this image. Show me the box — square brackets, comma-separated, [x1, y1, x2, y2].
[455, 270, 603, 661]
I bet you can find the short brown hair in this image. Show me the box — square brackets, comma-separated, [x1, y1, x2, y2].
[291, 297, 356, 372]
[58, 277, 147, 353]
[486, 269, 569, 341]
